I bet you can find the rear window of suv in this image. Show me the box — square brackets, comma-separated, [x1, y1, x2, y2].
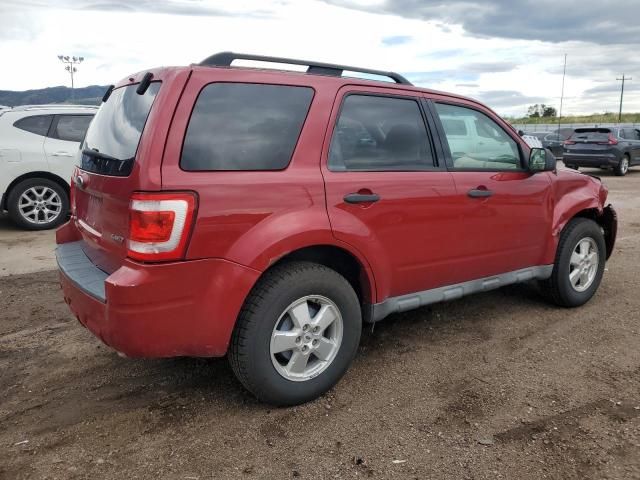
[570, 129, 610, 141]
[180, 83, 313, 171]
[81, 82, 160, 175]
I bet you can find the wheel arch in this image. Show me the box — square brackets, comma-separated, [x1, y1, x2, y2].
[571, 206, 617, 259]
[252, 244, 377, 322]
[2, 171, 70, 210]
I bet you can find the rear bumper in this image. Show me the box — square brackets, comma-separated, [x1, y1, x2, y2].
[56, 237, 260, 358]
[562, 152, 620, 167]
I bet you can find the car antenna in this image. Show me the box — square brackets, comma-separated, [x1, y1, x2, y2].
[136, 72, 154, 95]
[101, 85, 114, 103]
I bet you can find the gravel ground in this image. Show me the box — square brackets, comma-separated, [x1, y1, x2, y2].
[0, 167, 639, 480]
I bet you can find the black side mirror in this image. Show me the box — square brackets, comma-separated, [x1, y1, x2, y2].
[518, 129, 525, 137]
[528, 147, 556, 172]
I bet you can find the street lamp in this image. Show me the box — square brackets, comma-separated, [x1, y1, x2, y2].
[57, 55, 84, 98]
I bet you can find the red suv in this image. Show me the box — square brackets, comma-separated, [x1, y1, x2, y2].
[57, 53, 617, 405]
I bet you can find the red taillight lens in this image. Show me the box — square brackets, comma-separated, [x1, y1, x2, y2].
[127, 192, 197, 262]
[564, 140, 576, 145]
[130, 210, 175, 242]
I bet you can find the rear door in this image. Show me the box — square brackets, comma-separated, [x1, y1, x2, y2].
[429, 100, 553, 278]
[322, 86, 459, 301]
[44, 114, 93, 181]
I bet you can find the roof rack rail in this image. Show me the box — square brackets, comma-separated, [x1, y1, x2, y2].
[198, 51, 413, 86]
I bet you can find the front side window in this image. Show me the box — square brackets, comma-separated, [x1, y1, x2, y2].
[13, 115, 53, 137]
[53, 115, 93, 142]
[329, 94, 434, 171]
[435, 103, 521, 170]
[181, 83, 313, 171]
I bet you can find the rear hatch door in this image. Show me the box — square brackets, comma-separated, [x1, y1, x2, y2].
[565, 128, 614, 155]
[73, 68, 190, 273]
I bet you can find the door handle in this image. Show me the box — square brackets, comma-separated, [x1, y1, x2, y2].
[344, 192, 380, 204]
[52, 151, 73, 157]
[468, 188, 493, 198]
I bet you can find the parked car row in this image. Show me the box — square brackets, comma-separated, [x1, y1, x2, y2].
[0, 105, 97, 229]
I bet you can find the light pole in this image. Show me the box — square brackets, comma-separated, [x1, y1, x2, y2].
[616, 74, 631, 123]
[557, 53, 567, 141]
[57, 55, 84, 98]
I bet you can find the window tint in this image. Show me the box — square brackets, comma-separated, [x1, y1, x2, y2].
[435, 103, 520, 170]
[53, 115, 93, 142]
[329, 94, 434, 171]
[13, 115, 53, 137]
[82, 82, 160, 176]
[181, 83, 313, 171]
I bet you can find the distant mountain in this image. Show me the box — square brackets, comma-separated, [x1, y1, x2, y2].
[0, 85, 109, 107]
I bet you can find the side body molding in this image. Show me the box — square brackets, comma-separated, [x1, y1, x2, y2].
[369, 265, 553, 323]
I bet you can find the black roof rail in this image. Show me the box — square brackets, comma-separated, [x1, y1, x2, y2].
[198, 51, 413, 86]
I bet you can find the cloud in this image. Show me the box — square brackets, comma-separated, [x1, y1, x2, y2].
[455, 83, 479, 88]
[583, 82, 640, 95]
[2, 0, 275, 17]
[322, 0, 640, 45]
[381, 35, 412, 46]
[463, 61, 518, 73]
[474, 90, 547, 109]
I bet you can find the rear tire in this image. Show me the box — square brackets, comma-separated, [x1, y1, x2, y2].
[229, 261, 362, 406]
[540, 218, 606, 307]
[614, 155, 630, 176]
[7, 178, 69, 230]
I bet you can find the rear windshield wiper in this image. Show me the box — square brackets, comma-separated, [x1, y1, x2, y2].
[82, 148, 130, 163]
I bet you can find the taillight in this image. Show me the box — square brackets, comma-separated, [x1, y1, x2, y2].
[597, 134, 618, 145]
[564, 140, 576, 145]
[127, 192, 197, 262]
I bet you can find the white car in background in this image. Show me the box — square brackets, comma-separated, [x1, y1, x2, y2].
[0, 105, 97, 229]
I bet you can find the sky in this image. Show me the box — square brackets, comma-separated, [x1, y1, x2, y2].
[2, 0, 639, 117]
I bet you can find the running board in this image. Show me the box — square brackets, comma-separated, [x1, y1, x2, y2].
[369, 265, 553, 323]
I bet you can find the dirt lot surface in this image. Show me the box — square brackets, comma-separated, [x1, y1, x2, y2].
[1, 167, 639, 480]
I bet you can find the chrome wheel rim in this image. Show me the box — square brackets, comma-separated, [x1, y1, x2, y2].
[18, 186, 62, 225]
[621, 157, 629, 174]
[569, 237, 599, 292]
[270, 295, 343, 382]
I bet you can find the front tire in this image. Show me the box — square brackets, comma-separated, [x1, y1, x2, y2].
[229, 262, 362, 406]
[540, 218, 606, 307]
[614, 154, 630, 176]
[7, 178, 69, 230]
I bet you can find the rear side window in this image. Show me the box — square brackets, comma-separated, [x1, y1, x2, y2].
[328, 94, 434, 171]
[52, 115, 93, 142]
[82, 82, 160, 176]
[181, 83, 313, 171]
[13, 115, 53, 137]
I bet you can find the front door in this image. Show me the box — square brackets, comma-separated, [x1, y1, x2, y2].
[322, 87, 459, 301]
[429, 100, 553, 281]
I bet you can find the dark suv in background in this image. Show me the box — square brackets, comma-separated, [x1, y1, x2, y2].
[563, 127, 640, 176]
[526, 131, 569, 158]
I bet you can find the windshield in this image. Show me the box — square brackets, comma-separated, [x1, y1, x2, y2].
[81, 82, 160, 175]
